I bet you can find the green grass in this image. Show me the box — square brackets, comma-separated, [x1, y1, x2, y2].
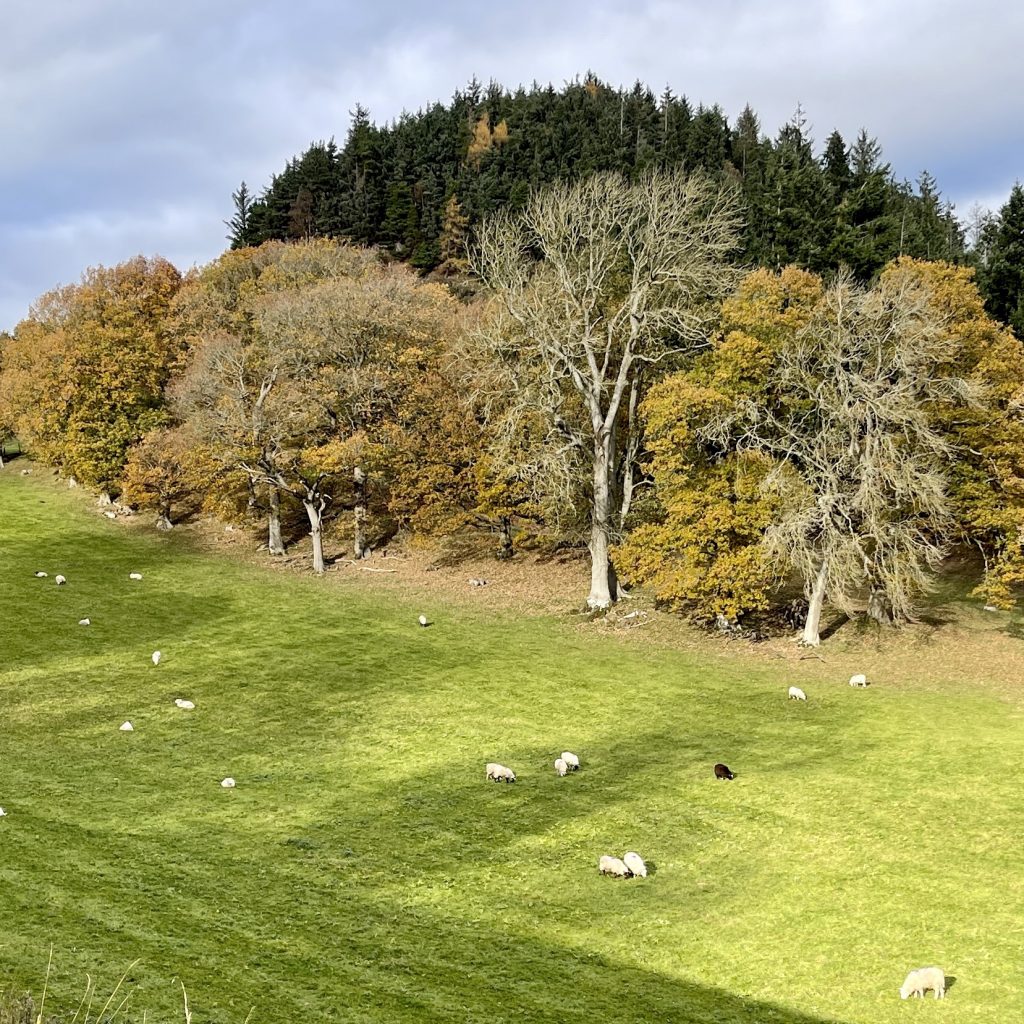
[1, 471, 1021, 1024]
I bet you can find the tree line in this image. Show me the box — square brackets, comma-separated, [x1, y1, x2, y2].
[2, 167, 1023, 644]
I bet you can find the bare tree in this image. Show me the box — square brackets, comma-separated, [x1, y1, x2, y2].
[471, 170, 742, 608]
[717, 271, 973, 644]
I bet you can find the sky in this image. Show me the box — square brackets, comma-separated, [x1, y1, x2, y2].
[3, 0, 1022, 331]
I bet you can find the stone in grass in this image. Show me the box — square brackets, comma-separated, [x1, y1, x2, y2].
[119, 721, 134, 732]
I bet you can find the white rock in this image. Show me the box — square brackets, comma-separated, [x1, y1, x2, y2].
[129, 572, 143, 580]
[119, 721, 134, 732]
[560, 751, 580, 771]
[221, 777, 236, 788]
[34, 571, 48, 578]
[849, 673, 868, 688]
[788, 686, 807, 701]
[103, 511, 117, 520]
[55, 575, 66, 585]
[418, 614, 429, 627]
[983, 604, 999, 612]
[152, 651, 161, 665]
[79, 618, 91, 626]
[174, 699, 195, 710]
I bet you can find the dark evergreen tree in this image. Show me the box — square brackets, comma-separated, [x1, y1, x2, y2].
[980, 183, 1024, 335]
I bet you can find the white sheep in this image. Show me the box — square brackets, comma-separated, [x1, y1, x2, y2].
[623, 851, 647, 877]
[899, 967, 945, 1000]
[103, 511, 117, 520]
[554, 758, 568, 776]
[599, 855, 631, 878]
[119, 721, 134, 732]
[0, 807, 6, 817]
[174, 698, 196, 710]
[560, 751, 580, 771]
[788, 686, 807, 701]
[849, 673, 869, 687]
[79, 618, 91, 626]
[485, 762, 516, 783]
[152, 651, 161, 665]
[129, 572, 143, 580]
[34, 571, 47, 578]
[418, 614, 429, 627]
[55, 575, 66, 585]
[221, 777, 236, 788]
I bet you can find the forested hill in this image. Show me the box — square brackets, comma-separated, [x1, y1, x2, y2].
[228, 74, 964, 279]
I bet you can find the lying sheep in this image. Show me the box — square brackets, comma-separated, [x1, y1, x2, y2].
[560, 751, 580, 771]
[174, 698, 195, 710]
[899, 967, 945, 1000]
[599, 855, 631, 878]
[623, 851, 647, 877]
[485, 762, 516, 783]
[554, 758, 568, 776]
[849, 673, 869, 687]
[788, 686, 807, 701]
[34, 571, 47, 578]
[129, 572, 143, 581]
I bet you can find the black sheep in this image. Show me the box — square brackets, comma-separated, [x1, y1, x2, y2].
[714, 762, 735, 780]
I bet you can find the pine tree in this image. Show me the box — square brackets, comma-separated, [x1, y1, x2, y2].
[981, 183, 1024, 335]
[226, 181, 253, 248]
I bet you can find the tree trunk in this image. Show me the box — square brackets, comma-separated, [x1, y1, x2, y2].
[303, 499, 325, 574]
[801, 561, 829, 646]
[353, 466, 367, 559]
[866, 587, 894, 625]
[587, 438, 617, 609]
[496, 516, 514, 560]
[268, 486, 285, 555]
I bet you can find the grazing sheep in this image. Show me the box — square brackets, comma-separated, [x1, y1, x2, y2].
[0, 807, 6, 817]
[418, 614, 429, 627]
[599, 855, 631, 878]
[849, 673, 869, 687]
[560, 751, 580, 771]
[79, 618, 91, 626]
[34, 571, 47, 578]
[119, 721, 134, 732]
[152, 651, 161, 665]
[485, 762, 516, 783]
[899, 967, 945, 1000]
[623, 851, 647, 877]
[129, 572, 143, 580]
[714, 762, 735, 780]
[554, 758, 568, 776]
[55, 575, 66, 585]
[788, 686, 807, 701]
[221, 778, 236, 788]
[174, 698, 196, 710]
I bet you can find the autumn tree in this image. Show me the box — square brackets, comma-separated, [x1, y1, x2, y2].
[716, 271, 972, 644]
[174, 239, 459, 573]
[120, 426, 219, 529]
[471, 170, 742, 608]
[616, 267, 823, 621]
[0, 257, 182, 492]
[881, 258, 1024, 607]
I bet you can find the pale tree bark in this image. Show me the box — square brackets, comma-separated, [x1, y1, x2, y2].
[268, 485, 285, 556]
[802, 561, 829, 646]
[353, 465, 367, 558]
[588, 434, 617, 608]
[302, 496, 327, 575]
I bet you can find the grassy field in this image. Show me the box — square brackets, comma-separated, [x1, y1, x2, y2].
[1, 468, 1021, 1024]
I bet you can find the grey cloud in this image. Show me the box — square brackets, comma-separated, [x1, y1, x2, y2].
[3, 0, 1022, 329]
